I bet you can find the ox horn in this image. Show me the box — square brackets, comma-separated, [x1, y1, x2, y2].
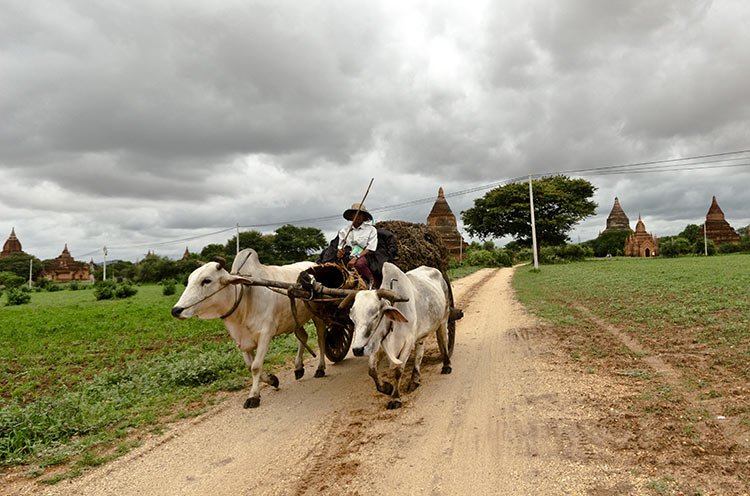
[213, 257, 227, 270]
[376, 288, 409, 304]
[337, 289, 360, 310]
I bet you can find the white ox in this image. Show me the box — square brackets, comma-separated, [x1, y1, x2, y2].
[349, 262, 453, 409]
[171, 249, 326, 408]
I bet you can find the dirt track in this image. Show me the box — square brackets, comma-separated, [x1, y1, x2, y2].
[31, 267, 655, 495]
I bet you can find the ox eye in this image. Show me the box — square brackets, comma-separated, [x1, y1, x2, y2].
[201, 278, 211, 286]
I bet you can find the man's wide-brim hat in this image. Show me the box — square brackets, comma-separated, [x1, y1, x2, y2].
[343, 202, 373, 221]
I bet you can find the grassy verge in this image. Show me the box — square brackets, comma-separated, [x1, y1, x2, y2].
[0, 285, 309, 481]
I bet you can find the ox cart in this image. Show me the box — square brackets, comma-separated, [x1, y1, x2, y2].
[235, 261, 458, 363]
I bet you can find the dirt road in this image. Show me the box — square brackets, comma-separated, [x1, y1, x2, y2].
[36, 267, 651, 495]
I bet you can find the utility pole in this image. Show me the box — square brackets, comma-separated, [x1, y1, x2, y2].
[703, 223, 708, 256]
[28, 258, 33, 288]
[103, 246, 108, 281]
[236, 223, 240, 255]
[529, 176, 539, 270]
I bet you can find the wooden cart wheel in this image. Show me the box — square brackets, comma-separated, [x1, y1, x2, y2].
[324, 322, 353, 363]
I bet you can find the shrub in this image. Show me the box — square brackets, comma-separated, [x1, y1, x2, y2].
[94, 280, 116, 300]
[46, 284, 63, 292]
[0, 271, 25, 289]
[5, 287, 31, 306]
[162, 279, 177, 296]
[660, 237, 692, 257]
[68, 281, 81, 291]
[693, 239, 716, 256]
[114, 283, 137, 299]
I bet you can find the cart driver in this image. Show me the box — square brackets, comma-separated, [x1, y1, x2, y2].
[337, 202, 378, 286]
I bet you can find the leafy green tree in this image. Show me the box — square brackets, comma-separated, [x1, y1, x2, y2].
[588, 229, 631, 257]
[200, 244, 227, 260]
[462, 175, 597, 249]
[679, 224, 702, 244]
[272, 224, 326, 264]
[0, 271, 26, 289]
[225, 231, 278, 264]
[0, 253, 44, 281]
[660, 236, 691, 257]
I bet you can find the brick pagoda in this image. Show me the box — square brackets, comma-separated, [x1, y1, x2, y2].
[1, 228, 24, 257]
[700, 196, 740, 245]
[42, 244, 91, 282]
[624, 215, 659, 257]
[426, 187, 468, 260]
[604, 197, 632, 232]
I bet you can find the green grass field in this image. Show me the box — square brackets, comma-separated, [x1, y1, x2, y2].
[0, 284, 307, 481]
[513, 254, 750, 360]
[512, 253, 750, 491]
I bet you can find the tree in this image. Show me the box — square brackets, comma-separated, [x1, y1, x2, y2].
[200, 243, 227, 260]
[679, 224, 702, 244]
[225, 231, 278, 264]
[273, 225, 327, 264]
[588, 229, 631, 257]
[462, 175, 597, 247]
[0, 253, 44, 281]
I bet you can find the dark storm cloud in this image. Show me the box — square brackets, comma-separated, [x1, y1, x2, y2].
[1, 0, 749, 260]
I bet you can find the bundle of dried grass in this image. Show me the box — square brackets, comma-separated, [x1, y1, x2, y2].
[375, 220, 450, 275]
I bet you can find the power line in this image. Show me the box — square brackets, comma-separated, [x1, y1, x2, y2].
[63, 148, 750, 256]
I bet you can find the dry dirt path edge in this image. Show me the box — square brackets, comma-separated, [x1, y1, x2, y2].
[18, 268, 656, 496]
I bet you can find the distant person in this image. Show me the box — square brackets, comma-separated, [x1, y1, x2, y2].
[337, 203, 378, 286]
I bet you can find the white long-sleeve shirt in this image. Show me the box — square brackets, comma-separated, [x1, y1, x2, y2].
[337, 223, 378, 256]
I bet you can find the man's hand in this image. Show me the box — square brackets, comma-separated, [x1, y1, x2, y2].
[337, 249, 344, 259]
[347, 256, 356, 268]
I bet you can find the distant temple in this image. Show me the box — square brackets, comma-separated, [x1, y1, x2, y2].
[426, 187, 468, 260]
[1, 228, 24, 257]
[42, 244, 92, 282]
[700, 196, 740, 245]
[624, 215, 659, 257]
[182, 247, 191, 260]
[603, 197, 632, 232]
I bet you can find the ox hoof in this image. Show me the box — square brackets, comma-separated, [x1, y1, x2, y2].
[441, 365, 452, 375]
[244, 397, 261, 409]
[269, 374, 280, 389]
[380, 382, 394, 396]
[294, 368, 304, 380]
[314, 369, 326, 378]
[386, 400, 402, 410]
[407, 381, 420, 393]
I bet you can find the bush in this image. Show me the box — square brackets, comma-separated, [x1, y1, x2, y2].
[68, 281, 81, 291]
[5, 287, 31, 306]
[115, 283, 137, 299]
[46, 284, 63, 292]
[660, 237, 692, 257]
[93, 280, 136, 300]
[693, 239, 716, 256]
[94, 280, 116, 300]
[0, 271, 25, 289]
[538, 244, 593, 264]
[162, 279, 177, 296]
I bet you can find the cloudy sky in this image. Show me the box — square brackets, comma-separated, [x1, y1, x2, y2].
[2, 0, 749, 262]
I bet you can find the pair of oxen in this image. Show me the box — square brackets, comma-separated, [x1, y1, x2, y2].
[171, 249, 456, 409]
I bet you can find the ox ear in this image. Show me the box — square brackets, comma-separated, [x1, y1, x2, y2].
[383, 307, 408, 323]
[223, 274, 253, 286]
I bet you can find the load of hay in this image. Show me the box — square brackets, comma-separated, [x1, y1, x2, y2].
[375, 220, 450, 275]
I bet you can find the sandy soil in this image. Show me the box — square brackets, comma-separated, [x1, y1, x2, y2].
[15, 268, 658, 495]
